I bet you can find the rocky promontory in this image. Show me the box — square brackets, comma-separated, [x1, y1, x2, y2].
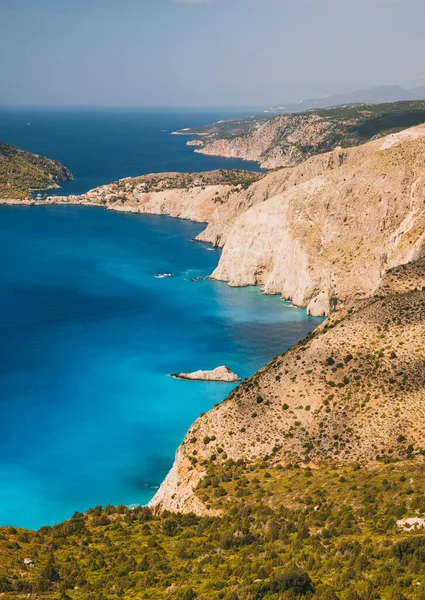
[180, 99, 425, 169]
[171, 366, 241, 383]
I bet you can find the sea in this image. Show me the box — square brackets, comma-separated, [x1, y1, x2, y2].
[0, 108, 323, 529]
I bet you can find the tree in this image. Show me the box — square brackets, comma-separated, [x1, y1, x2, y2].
[270, 568, 314, 595]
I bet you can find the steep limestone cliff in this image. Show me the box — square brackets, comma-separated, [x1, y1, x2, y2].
[211, 126, 425, 316]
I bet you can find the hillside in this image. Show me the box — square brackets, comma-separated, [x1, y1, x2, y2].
[179, 100, 425, 169]
[150, 257, 425, 515]
[2, 460, 425, 599]
[0, 142, 72, 199]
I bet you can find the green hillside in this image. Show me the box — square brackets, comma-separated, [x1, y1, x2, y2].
[0, 142, 72, 199]
[2, 460, 425, 600]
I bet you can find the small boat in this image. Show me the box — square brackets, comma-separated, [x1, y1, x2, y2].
[154, 273, 175, 279]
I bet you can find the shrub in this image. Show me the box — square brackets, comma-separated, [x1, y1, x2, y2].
[269, 567, 314, 595]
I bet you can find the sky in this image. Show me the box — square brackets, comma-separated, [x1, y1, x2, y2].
[0, 0, 424, 108]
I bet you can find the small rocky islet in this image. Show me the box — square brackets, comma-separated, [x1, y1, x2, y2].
[171, 366, 241, 383]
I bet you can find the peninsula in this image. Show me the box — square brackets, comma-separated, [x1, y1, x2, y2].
[176, 99, 425, 169]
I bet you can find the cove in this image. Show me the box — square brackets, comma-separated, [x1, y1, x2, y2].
[0, 205, 323, 529]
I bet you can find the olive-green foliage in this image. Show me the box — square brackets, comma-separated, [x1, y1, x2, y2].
[2, 461, 425, 599]
[0, 141, 72, 199]
[114, 169, 262, 196]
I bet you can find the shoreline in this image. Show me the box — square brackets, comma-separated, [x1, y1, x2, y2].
[0, 197, 317, 314]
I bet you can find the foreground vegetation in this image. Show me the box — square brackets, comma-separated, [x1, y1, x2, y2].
[0, 142, 72, 199]
[3, 460, 425, 599]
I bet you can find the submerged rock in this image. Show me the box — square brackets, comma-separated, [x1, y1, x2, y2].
[171, 366, 241, 383]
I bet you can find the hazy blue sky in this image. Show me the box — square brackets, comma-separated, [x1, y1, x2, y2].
[0, 0, 424, 107]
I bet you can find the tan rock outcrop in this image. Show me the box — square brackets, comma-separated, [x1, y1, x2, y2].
[171, 366, 241, 383]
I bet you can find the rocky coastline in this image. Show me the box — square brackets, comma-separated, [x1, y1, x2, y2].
[4, 123, 425, 518]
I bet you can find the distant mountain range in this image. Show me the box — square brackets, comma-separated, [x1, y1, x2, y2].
[267, 84, 425, 113]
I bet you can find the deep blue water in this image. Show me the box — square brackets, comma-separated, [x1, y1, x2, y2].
[0, 110, 322, 530]
[0, 108, 262, 195]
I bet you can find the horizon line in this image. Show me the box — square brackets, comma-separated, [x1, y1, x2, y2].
[0, 104, 266, 111]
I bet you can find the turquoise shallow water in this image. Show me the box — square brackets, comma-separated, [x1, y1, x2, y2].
[0, 205, 322, 529]
[0, 109, 323, 529]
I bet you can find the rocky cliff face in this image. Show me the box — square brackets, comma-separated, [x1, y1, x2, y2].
[195, 114, 337, 169]
[184, 100, 425, 169]
[150, 256, 425, 514]
[148, 126, 425, 515]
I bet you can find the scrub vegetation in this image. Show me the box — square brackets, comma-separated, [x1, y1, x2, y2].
[2, 460, 425, 599]
[0, 142, 72, 199]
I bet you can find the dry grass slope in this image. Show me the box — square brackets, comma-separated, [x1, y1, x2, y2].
[151, 258, 425, 513]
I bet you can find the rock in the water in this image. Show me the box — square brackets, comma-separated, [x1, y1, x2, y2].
[171, 366, 241, 383]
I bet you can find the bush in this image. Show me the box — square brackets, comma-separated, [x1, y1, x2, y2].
[0, 577, 12, 592]
[269, 567, 314, 595]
